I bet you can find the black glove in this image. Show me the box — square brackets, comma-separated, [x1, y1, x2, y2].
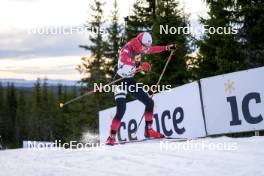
[135, 61, 141, 67]
[167, 44, 177, 51]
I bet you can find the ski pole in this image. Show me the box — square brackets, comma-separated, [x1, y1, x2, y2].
[135, 49, 176, 133]
[59, 69, 141, 108]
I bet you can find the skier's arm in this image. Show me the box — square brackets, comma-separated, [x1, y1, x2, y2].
[146, 44, 178, 54]
[145, 46, 168, 54]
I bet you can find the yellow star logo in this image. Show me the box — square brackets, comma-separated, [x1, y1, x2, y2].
[224, 80, 235, 94]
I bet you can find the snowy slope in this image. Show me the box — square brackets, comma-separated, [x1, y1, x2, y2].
[0, 137, 264, 176]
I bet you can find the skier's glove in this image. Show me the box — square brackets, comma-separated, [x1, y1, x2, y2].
[135, 61, 141, 67]
[140, 62, 151, 72]
[167, 44, 177, 51]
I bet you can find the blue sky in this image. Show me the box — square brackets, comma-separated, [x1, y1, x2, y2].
[0, 0, 207, 80]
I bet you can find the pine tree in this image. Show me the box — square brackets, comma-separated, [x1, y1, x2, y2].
[149, 0, 190, 86]
[54, 85, 69, 142]
[46, 86, 56, 141]
[126, 0, 155, 40]
[30, 79, 42, 140]
[77, 0, 113, 133]
[54, 84, 66, 141]
[197, 0, 264, 78]
[15, 91, 27, 146]
[65, 86, 89, 141]
[236, 0, 264, 67]
[40, 79, 50, 140]
[78, 0, 107, 86]
[0, 82, 5, 142]
[5, 83, 17, 145]
[104, 0, 122, 79]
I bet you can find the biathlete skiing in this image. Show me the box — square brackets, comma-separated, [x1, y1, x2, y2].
[106, 32, 176, 145]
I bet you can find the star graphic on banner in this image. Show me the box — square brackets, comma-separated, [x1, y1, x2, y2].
[224, 80, 235, 94]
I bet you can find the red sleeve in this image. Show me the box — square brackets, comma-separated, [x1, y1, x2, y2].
[146, 46, 167, 54]
[120, 48, 136, 66]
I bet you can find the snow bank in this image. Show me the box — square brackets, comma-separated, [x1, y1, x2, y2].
[81, 131, 100, 144]
[0, 137, 263, 176]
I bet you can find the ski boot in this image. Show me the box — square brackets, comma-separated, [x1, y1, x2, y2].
[106, 134, 116, 145]
[144, 128, 165, 139]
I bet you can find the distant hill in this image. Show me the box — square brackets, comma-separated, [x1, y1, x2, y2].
[0, 79, 82, 88]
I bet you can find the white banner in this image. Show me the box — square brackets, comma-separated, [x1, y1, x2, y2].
[200, 66, 264, 135]
[99, 82, 206, 143]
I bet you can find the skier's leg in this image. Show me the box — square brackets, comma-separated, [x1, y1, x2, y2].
[110, 98, 126, 136]
[129, 80, 164, 138]
[107, 78, 128, 145]
[129, 86, 154, 127]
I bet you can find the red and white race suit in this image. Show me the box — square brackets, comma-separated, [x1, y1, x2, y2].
[117, 32, 168, 77]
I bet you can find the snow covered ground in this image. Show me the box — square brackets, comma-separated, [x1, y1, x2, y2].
[0, 136, 264, 176]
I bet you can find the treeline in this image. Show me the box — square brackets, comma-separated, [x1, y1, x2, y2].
[0, 80, 111, 148]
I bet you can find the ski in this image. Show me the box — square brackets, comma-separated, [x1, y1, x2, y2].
[111, 137, 189, 146]
[115, 139, 148, 145]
